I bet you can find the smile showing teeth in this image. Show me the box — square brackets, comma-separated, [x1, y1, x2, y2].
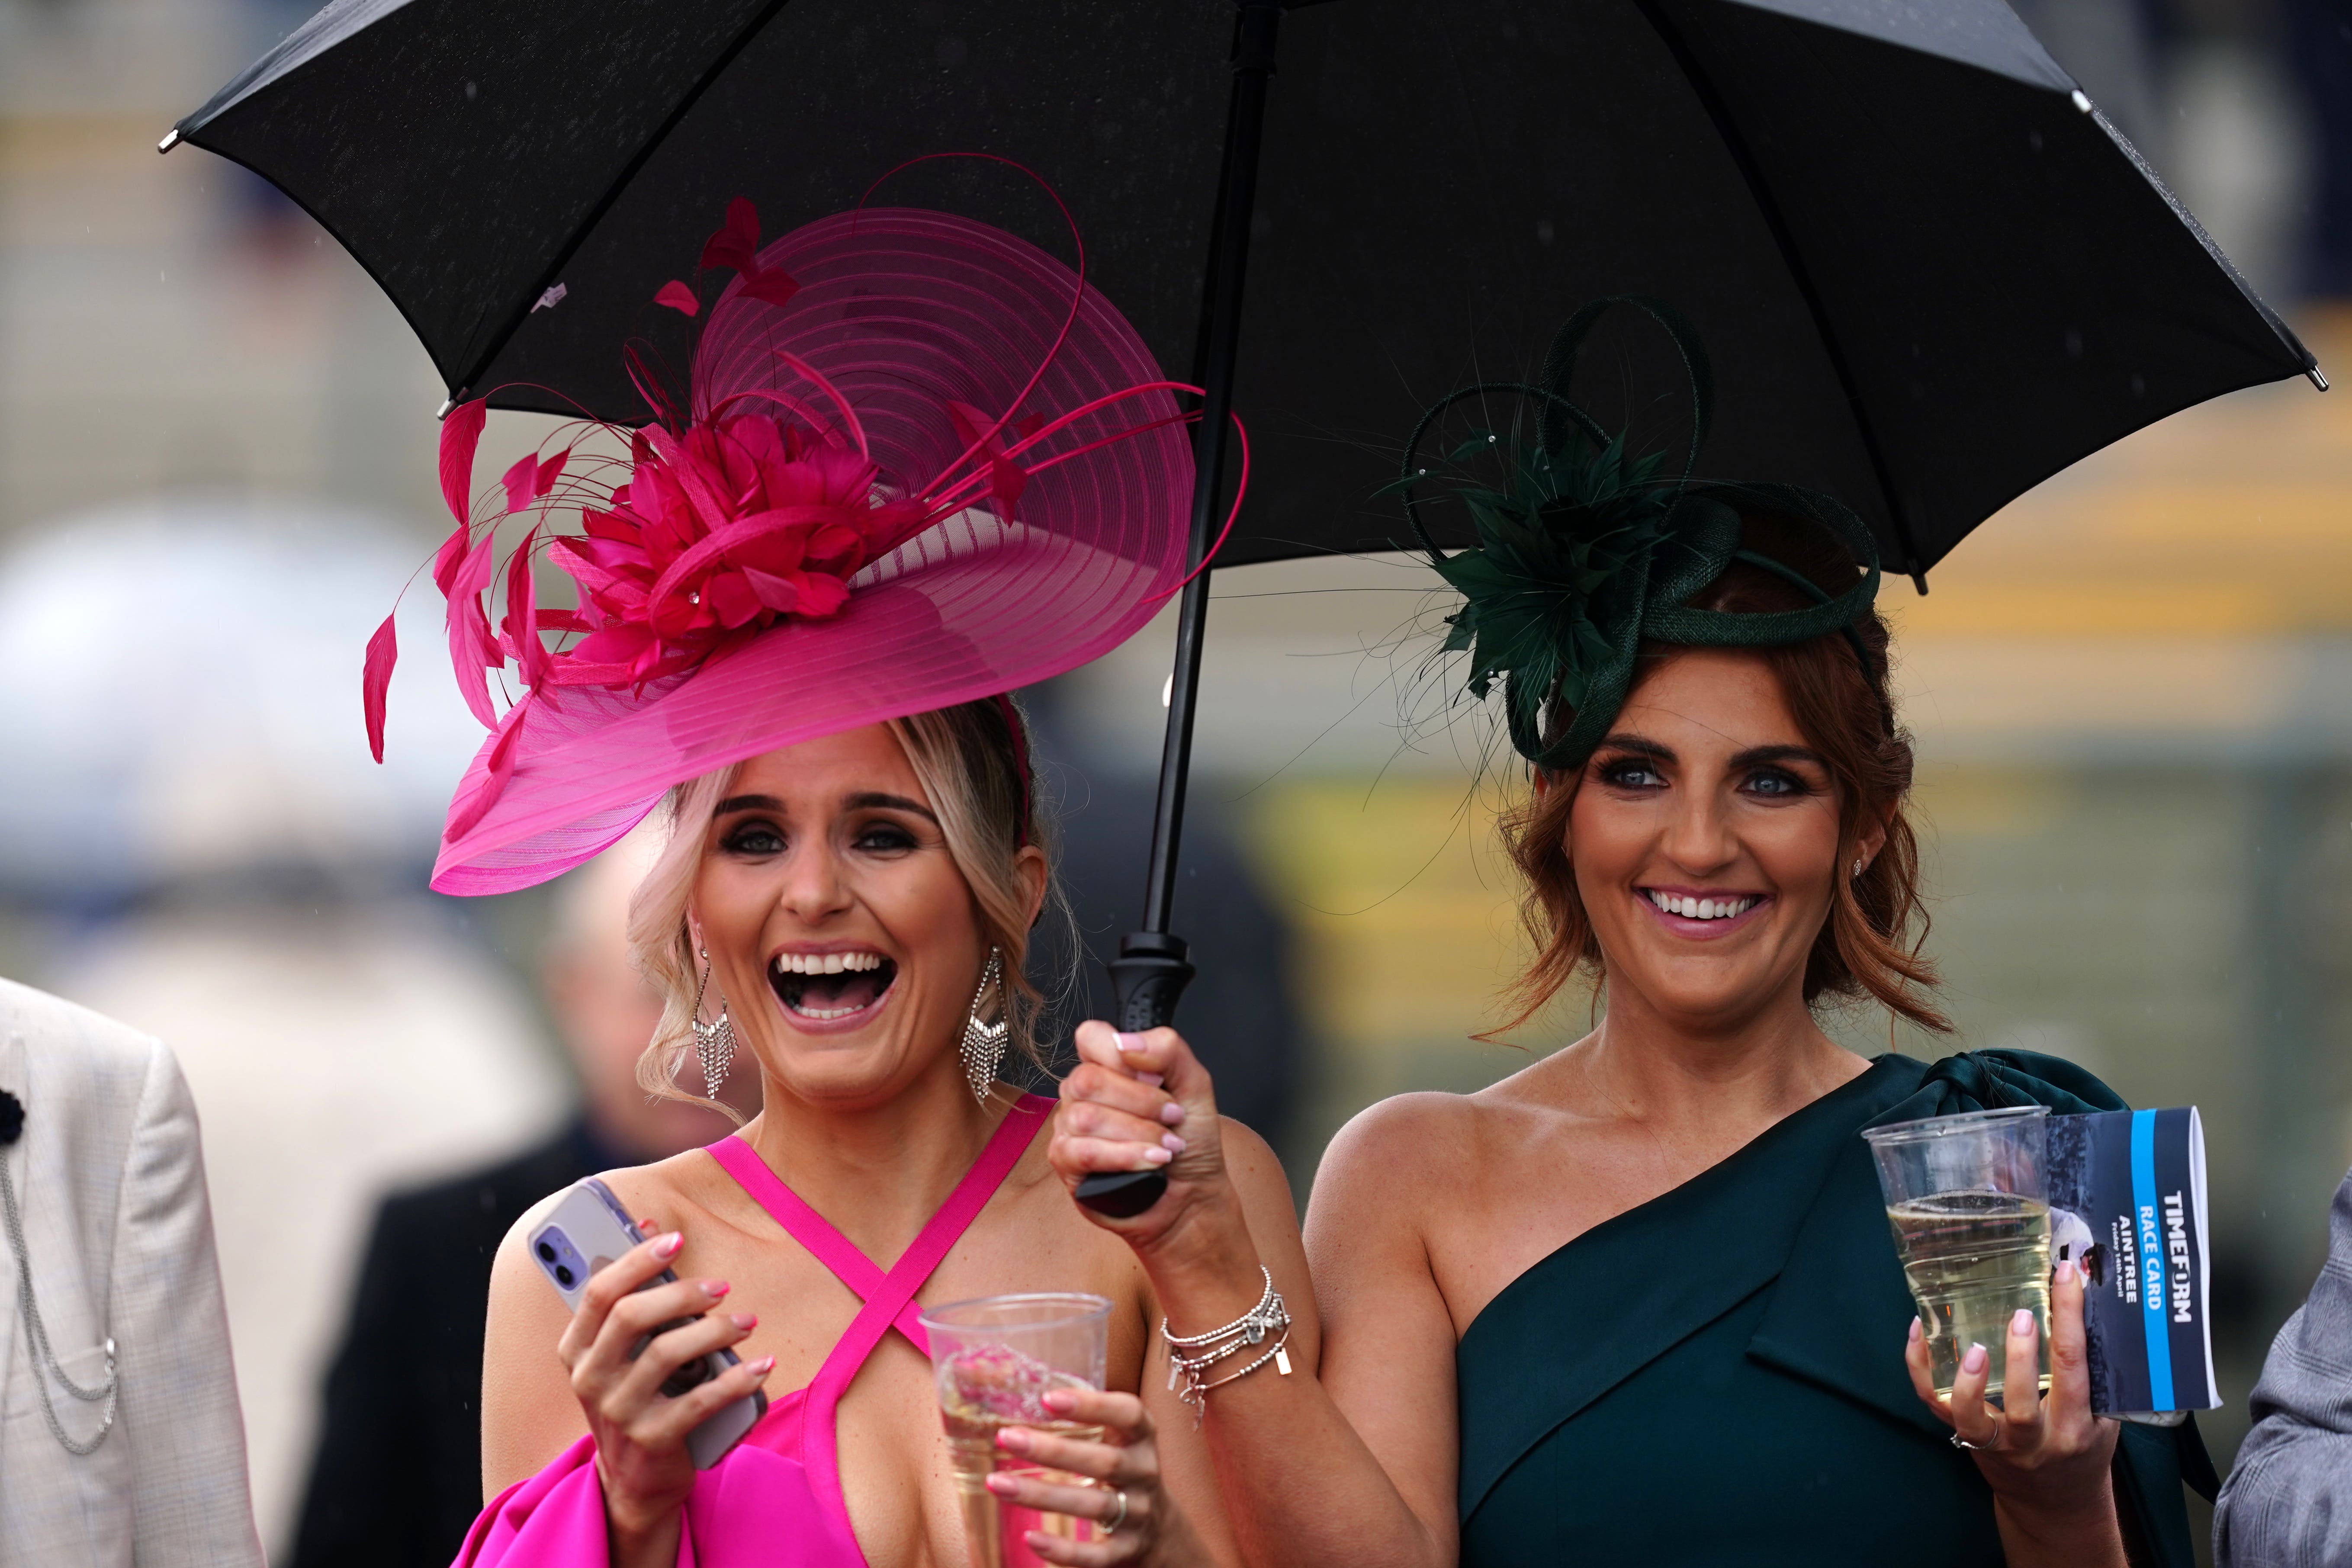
[771, 951, 885, 976]
[1645, 890, 1760, 921]
[768, 949, 896, 1021]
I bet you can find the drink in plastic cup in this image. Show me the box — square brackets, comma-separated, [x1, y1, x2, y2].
[922, 1292, 1113, 1568]
[1863, 1105, 2052, 1401]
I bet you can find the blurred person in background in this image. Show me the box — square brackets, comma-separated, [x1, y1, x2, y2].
[1024, 683, 1302, 1146]
[2287, 0, 2352, 300]
[2213, 1162, 2352, 1567]
[0, 976, 265, 1566]
[290, 832, 751, 1568]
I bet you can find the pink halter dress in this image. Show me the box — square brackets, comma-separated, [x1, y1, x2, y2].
[453, 1094, 1053, 1568]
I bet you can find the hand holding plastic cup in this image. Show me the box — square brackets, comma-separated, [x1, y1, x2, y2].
[1864, 1105, 2052, 1401]
[922, 1293, 1113, 1568]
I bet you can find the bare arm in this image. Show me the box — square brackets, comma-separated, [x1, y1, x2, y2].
[1052, 1024, 1456, 1568]
[480, 1205, 593, 1496]
[482, 1205, 770, 1568]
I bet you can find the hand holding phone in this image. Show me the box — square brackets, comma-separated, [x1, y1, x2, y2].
[530, 1180, 768, 1469]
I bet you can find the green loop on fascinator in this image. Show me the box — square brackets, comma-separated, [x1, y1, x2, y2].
[1387, 297, 1882, 774]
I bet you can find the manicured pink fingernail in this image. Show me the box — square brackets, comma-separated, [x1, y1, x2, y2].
[1143, 1146, 1173, 1165]
[1026, 1534, 1052, 1552]
[1162, 1132, 1187, 1154]
[1160, 1101, 1186, 1125]
[2055, 1259, 2076, 1285]
[1134, 1071, 1165, 1089]
[750, 1356, 775, 1375]
[1962, 1343, 1988, 1374]
[730, 1313, 757, 1330]
[1115, 1032, 1148, 1053]
[1042, 1388, 1076, 1413]
[2011, 1308, 2035, 1336]
[1909, 1317, 1922, 1343]
[986, 1473, 1017, 1495]
[656, 1232, 683, 1258]
[704, 1279, 731, 1298]
[996, 1427, 1032, 1453]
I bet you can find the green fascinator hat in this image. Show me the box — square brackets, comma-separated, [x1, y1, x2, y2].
[1391, 297, 1883, 774]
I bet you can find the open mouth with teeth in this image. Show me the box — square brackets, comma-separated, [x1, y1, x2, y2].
[769, 951, 899, 1022]
[1642, 890, 1762, 922]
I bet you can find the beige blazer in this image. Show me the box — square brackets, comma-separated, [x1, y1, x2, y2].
[0, 977, 264, 1567]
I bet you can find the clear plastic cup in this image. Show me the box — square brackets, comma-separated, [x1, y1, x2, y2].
[921, 1293, 1113, 1568]
[1863, 1105, 2052, 1400]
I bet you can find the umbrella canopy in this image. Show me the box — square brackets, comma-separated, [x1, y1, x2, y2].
[170, 0, 2317, 583]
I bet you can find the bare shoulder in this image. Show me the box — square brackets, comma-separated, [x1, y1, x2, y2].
[1317, 1090, 1488, 1201]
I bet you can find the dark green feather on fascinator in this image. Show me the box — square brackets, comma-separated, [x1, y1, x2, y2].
[1388, 298, 1883, 773]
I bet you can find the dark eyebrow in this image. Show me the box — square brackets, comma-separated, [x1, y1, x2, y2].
[714, 794, 784, 815]
[714, 790, 941, 823]
[1730, 744, 1829, 770]
[1594, 733, 1674, 762]
[845, 791, 938, 823]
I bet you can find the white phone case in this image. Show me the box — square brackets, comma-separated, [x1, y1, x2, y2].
[530, 1179, 767, 1469]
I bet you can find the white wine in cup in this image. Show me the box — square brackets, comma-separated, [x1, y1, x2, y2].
[922, 1293, 1114, 1568]
[1865, 1105, 2053, 1402]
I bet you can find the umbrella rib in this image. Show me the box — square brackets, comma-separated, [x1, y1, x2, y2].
[1629, 0, 1931, 591]
[452, 0, 796, 403]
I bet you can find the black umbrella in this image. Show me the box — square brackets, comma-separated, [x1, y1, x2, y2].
[170, 0, 2320, 1208]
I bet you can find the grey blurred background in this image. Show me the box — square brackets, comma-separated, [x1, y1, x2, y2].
[0, 0, 2346, 1562]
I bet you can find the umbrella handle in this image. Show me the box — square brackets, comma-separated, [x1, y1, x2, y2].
[1073, 932, 1195, 1217]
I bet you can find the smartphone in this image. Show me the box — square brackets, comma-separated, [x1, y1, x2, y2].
[529, 1179, 768, 1469]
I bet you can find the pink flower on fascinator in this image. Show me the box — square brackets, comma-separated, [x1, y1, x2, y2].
[541, 415, 927, 688]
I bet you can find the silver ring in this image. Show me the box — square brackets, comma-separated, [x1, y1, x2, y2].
[1950, 1427, 2001, 1452]
[1103, 1489, 1130, 1533]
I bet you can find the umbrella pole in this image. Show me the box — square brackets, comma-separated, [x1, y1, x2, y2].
[1075, 0, 1281, 1218]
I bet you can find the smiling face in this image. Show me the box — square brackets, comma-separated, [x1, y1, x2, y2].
[687, 723, 1032, 1110]
[1565, 647, 1883, 1036]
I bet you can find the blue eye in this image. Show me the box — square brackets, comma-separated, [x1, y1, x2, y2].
[1747, 770, 1804, 797]
[722, 823, 784, 855]
[1600, 760, 1664, 788]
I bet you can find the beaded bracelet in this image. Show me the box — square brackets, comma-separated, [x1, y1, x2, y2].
[1162, 1265, 1293, 1417]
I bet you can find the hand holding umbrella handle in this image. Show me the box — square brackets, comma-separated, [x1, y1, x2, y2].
[1073, 932, 1195, 1217]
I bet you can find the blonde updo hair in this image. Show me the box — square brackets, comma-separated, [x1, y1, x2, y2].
[624, 696, 1061, 1120]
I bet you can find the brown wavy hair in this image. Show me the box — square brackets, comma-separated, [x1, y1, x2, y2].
[1494, 511, 1949, 1036]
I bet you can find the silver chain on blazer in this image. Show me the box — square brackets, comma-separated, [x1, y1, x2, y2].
[0, 1090, 117, 1454]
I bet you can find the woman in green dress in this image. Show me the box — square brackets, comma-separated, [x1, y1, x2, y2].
[1016, 305, 2213, 1567]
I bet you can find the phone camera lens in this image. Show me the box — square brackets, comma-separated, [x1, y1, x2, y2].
[555, 1265, 575, 1288]
[536, 1241, 557, 1263]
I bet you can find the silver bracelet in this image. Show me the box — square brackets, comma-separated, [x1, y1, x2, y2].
[1161, 1266, 1277, 1348]
[1162, 1266, 1293, 1418]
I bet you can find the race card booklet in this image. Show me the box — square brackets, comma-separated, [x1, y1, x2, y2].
[2045, 1108, 2218, 1416]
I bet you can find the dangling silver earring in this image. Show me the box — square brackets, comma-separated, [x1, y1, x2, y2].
[960, 947, 1008, 1103]
[691, 949, 735, 1094]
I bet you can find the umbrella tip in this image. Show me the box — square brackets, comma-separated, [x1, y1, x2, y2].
[2309, 364, 2330, 392]
[1909, 571, 1930, 596]
[157, 128, 180, 154]
[2070, 90, 2093, 114]
[435, 394, 461, 420]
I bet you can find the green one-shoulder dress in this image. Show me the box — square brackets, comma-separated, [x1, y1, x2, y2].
[1455, 1051, 2217, 1567]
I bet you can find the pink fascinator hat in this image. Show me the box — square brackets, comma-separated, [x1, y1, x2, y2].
[366, 180, 1230, 895]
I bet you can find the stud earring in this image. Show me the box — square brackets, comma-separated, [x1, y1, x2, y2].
[691, 950, 735, 1093]
[1852, 857, 1866, 880]
[960, 948, 1009, 1103]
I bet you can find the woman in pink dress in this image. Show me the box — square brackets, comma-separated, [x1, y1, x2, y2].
[366, 184, 1308, 1568]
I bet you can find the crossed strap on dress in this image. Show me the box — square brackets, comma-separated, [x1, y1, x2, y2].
[702, 1092, 1053, 1517]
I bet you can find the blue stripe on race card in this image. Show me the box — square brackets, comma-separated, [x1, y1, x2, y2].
[2130, 1110, 2173, 1410]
